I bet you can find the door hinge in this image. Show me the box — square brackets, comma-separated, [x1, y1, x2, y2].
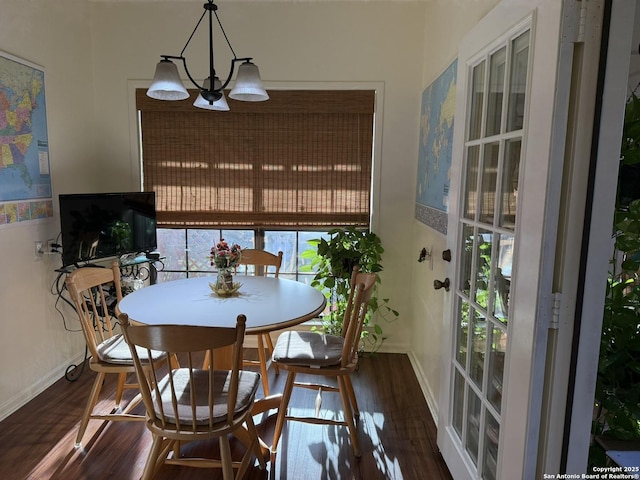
[550, 292, 562, 330]
[562, 0, 588, 45]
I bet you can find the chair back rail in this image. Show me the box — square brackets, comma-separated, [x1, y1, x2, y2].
[342, 269, 377, 367]
[234, 248, 283, 397]
[122, 315, 246, 431]
[119, 313, 265, 479]
[270, 265, 377, 459]
[64, 261, 155, 447]
[65, 263, 123, 359]
[237, 249, 283, 277]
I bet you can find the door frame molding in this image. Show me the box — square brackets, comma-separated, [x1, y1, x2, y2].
[562, 0, 637, 472]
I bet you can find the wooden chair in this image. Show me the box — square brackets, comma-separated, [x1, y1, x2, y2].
[65, 262, 166, 446]
[120, 313, 266, 480]
[270, 266, 377, 458]
[235, 248, 283, 396]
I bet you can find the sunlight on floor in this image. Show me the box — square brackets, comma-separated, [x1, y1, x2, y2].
[364, 411, 406, 479]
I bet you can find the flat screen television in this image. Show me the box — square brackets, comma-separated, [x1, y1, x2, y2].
[59, 192, 157, 268]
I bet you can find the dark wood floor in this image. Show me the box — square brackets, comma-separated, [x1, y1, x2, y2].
[0, 352, 452, 480]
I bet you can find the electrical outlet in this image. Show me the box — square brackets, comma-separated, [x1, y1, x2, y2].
[47, 239, 56, 254]
[34, 240, 44, 256]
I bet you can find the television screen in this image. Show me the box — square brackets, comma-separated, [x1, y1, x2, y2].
[59, 192, 157, 268]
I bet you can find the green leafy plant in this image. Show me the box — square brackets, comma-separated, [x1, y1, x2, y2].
[590, 91, 640, 466]
[593, 200, 640, 440]
[301, 227, 399, 352]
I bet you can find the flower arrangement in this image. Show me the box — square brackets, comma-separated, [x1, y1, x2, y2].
[210, 239, 242, 271]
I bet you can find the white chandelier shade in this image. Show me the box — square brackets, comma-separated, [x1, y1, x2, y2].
[229, 62, 269, 102]
[193, 77, 230, 111]
[147, 60, 189, 101]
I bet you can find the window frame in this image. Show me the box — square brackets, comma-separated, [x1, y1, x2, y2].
[128, 81, 384, 230]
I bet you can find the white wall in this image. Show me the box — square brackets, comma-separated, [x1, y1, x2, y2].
[409, 0, 498, 416]
[0, 0, 97, 419]
[0, 0, 503, 424]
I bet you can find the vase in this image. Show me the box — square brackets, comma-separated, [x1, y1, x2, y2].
[216, 268, 234, 291]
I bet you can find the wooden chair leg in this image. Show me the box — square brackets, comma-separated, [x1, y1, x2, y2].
[264, 333, 279, 374]
[271, 371, 296, 455]
[236, 417, 265, 479]
[141, 434, 165, 480]
[114, 371, 127, 407]
[245, 415, 268, 470]
[76, 371, 105, 446]
[202, 349, 211, 370]
[256, 335, 270, 396]
[338, 376, 361, 457]
[343, 375, 360, 419]
[218, 434, 234, 480]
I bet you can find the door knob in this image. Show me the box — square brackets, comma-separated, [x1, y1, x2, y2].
[442, 249, 452, 262]
[434, 278, 450, 292]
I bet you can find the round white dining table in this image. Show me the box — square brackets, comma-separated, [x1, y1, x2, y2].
[118, 275, 326, 334]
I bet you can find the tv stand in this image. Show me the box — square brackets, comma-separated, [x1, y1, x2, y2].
[119, 254, 163, 286]
[55, 255, 163, 285]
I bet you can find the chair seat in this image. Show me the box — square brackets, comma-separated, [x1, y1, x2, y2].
[153, 369, 261, 425]
[96, 334, 164, 365]
[272, 331, 344, 367]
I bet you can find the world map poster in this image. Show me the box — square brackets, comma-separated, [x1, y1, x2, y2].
[415, 59, 457, 233]
[0, 51, 53, 225]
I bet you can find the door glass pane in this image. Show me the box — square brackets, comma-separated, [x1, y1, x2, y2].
[469, 61, 486, 141]
[483, 411, 500, 480]
[465, 387, 481, 464]
[479, 143, 499, 225]
[493, 233, 513, 324]
[488, 325, 506, 413]
[470, 308, 487, 388]
[459, 223, 474, 295]
[456, 300, 470, 367]
[474, 229, 493, 310]
[499, 139, 521, 229]
[485, 47, 506, 137]
[453, 369, 465, 438]
[464, 145, 480, 220]
[507, 30, 530, 132]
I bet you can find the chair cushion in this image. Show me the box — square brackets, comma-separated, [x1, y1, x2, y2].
[153, 369, 260, 425]
[272, 331, 344, 367]
[96, 334, 164, 365]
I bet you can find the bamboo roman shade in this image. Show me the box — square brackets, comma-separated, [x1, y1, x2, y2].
[136, 90, 375, 229]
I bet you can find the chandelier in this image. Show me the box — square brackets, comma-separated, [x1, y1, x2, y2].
[146, 0, 268, 111]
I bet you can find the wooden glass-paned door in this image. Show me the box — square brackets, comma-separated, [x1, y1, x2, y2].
[446, 21, 530, 480]
[439, 1, 572, 478]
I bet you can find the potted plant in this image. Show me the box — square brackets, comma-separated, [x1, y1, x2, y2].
[301, 226, 398, 352]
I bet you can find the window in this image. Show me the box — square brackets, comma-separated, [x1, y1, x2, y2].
[155, 228, 329, 283]
[136, 89, 375, 280]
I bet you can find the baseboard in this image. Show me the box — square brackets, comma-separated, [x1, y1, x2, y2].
[407, 349, 439, 422]
[0, 352, 86, 422]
